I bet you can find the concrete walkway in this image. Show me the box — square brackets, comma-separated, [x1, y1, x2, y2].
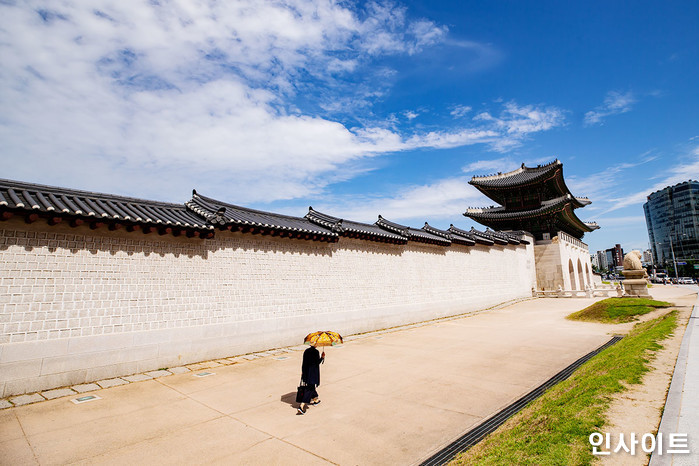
[651, 285, 699, 466]
[0, 292, 689, 465]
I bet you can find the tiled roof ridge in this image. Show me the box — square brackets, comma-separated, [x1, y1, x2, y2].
[0, 178, 189, 209]
[485, 228, 521, 245]
[422, 222, 452, 240]
[465, 194, 588, 216]
[469, 159, 560, 181]
[305, 208, 407, 242]
[305, 207, 345, 233]
[187, 193, 337, 239]
[190, 191, 317, 223]
[0, 179, 212, 234]
[375, 215, 409, 236]
[0, 177, 538, 246]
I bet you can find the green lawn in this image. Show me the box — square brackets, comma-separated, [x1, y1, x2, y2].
[566, 297, 671, 323]
[451, 311, 677, 465]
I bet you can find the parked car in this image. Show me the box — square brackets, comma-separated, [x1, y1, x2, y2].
[678, 277, 695, 284]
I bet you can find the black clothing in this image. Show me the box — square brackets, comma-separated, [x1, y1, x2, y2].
[301, 385, 318, 404]
[301, 346, 324, 386]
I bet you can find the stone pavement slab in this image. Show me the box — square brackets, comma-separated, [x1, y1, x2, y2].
[40, 388, 76, 400]
[96, 378, 128, 389]
[144, 369, 172, 378]
[71, 383, 101, 393]
[122, 374, 153, 383]
[9, 393, 45, 406]
[0, 296, 642, 465]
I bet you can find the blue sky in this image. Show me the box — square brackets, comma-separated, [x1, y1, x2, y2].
[1, 0, 697, 254]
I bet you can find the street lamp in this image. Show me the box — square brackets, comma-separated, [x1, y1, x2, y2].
[655, 240, 679, 283]
[669, 236, 679, 283]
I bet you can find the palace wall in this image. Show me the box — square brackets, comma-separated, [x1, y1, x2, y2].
[0, 220, 536, 397]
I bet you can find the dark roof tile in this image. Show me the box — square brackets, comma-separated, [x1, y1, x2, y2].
[305, 208, 407, 243]
[469, 159, 562, 188]
[375, 216, 451, 245]
[187, 192, 337, 239]
[0, 179, 212, 231]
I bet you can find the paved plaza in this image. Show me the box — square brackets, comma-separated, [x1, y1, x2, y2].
[1, 287, 696, 465]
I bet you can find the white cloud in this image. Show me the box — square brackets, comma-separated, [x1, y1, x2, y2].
[461, 158, 516, 175]
[473, 102, 565, 150]
[565, 152, 659, 203]
[0, 1, 563, 204]
[600, 150, 699, 214]
[312, 177, 491, 224]
[450, 105, 472, 118]
[584, 91, 636, 126]
[461, 155, 559, 177]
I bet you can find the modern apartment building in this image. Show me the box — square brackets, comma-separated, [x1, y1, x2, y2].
[644, 180, 699, 271]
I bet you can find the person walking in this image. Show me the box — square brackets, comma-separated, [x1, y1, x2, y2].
[298, 343, 324, 414]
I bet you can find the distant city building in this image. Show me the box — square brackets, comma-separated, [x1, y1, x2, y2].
[605, 249, 614, 270]
[612, 244, 624, 267]
[596, 250, 609, 270]
[642, 249, 653, 265]
[602, 244, 624, 270]
[644, 180, 699, 267]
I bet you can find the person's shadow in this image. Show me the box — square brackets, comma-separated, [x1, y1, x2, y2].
[280, 392, 299, 407]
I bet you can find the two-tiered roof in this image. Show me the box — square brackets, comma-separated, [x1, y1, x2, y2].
[464, 159, 599, 240]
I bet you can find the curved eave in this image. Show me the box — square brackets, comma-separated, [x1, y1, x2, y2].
[560, 206, 598, 234]
[305, 207, 406, 243]
[407, 227, 451, 246]
[187, 194, 338, 242]
[465, 195, 587, 221]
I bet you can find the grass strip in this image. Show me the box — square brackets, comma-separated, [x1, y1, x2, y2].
[451, 311, 677, 466]
[567, 297, 671, 323]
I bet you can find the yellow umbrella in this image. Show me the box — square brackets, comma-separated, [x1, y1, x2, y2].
[304, 331, 343, 347]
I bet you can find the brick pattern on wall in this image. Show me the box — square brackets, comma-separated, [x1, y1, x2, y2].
[1, 226, 534, 346]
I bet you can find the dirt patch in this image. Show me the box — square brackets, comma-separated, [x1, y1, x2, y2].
[598, 289, 696, 465]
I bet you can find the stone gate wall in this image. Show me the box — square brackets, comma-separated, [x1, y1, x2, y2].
[0, 220, 536, 397]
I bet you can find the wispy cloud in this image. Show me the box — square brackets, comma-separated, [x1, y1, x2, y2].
[461, 155, 558, 177]
[311, 176, 490, 225]
[565, 152, 658, 203]
[584, 91, 636, 126]
[600, 148, 699, 214]
[450, 105, 472, 118]
[473, 102, 566, 150]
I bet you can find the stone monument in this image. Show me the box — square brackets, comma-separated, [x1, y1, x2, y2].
[621, 250, 650, 297]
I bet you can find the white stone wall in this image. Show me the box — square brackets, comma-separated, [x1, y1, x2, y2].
[0, 220, 536, 397]
[534, 232, 595, 291]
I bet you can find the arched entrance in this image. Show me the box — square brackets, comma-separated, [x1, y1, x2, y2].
[569, 259, 576, 290]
